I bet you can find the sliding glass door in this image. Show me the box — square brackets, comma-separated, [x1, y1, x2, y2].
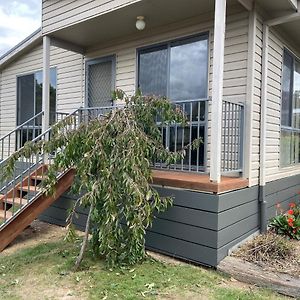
[137, 34, 209, 171]
[16, 68, 56, 147]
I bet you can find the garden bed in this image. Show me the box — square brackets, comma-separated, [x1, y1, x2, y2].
[218, 233, 300, 298]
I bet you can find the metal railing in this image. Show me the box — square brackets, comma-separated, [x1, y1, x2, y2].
[0, 100, 245, 226]
[221, 100, 244, 173]
[0, 109, 81, 227]
[0, 112, 44, 161]
[155, 99, 208, 172]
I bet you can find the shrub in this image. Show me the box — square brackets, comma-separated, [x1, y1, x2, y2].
[269, 202, 300, 240]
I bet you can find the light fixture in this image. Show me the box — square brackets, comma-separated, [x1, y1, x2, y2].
[136, 16, 146, 31]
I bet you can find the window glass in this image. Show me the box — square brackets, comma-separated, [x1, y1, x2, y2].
[138, 46, 168, 97]
[35, 71, 43, 116]
[17, 69, 57, 124]
[293, 61, 300, 129]
[281, 50, 293, 127]
[281, 129, 293, 166]
[138, 35, 208, 101]
[50, 68, 57, 124]
[170, 38, 208, 101]
[281, 51, 300, 166]
[17, 74, 35, 125]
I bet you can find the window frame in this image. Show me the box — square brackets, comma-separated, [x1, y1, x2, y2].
[16, 67, 57, 127]
[136, 32, 210, 102]
[280, 48, 300, 167]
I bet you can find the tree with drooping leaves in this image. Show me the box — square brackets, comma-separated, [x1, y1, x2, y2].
[3, 90, 201, 268]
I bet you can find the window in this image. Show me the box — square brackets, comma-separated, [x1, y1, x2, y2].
[281, 50, 300, 166]
[137, 34, 209, 170]
[138, 34, 209, 101]
[17, 68, 57, 146]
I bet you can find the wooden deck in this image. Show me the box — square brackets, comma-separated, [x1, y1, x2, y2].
[152, 170, 249, 194]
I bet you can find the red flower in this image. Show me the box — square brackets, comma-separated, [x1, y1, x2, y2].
[289, 203, 296, 208]
[288, 217, 294, 227]
[288, 209, 294, 215]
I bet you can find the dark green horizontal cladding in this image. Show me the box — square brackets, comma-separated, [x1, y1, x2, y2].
[217, 186, 258, 212]
[218, 199, 259, 230]
[265, 182, 300, 208]
[217, 213, 259, 248]
[265, 173, 300, 221]
[145, 231, 218, 267]
[156, 205, 218, 230]
[154, 186, 219, 212]
[265, 173, 300, 196]
[216, 227, 259, 263]
[150, 217, 218, 248]
[39, 191, 88, 230]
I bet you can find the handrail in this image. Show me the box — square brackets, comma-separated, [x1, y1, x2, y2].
[0, 111, 44, 141]
[0, 107, 82, 228]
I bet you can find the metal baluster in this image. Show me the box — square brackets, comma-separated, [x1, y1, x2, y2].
[181, 103, 185, 171]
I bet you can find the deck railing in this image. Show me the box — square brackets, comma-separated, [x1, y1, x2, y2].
[155, 99, 207, 172]
[221, 100, 244, 173]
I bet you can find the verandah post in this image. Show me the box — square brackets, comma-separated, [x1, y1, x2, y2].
[42, 36, 50, 133]
[210, 0, 227, 183]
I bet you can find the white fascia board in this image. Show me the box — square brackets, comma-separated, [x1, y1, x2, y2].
[0, 29, 42, 69]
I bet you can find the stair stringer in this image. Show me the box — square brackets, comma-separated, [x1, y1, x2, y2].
[0, 169, 75, 252]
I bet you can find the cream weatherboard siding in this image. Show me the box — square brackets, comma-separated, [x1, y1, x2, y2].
[248, 16, 263, 186]
[86, 9, 250, 172]
[0, 45, 84, 139]
[42, 0, 142, 35]
[263, 29, 300, 183]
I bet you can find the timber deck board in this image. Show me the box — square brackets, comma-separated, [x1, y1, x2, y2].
[152, 170, 249, 194]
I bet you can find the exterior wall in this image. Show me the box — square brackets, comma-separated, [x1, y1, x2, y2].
[264, 28, 300, 183]
[248, 14, 263, 186]
[86, 9, 250, 172]
[40, 173, 300, 266]
[0, 44, 84, 138]
[42, 0, 142, 35]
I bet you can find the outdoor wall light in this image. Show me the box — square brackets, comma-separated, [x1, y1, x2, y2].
[136, 16, 146, 31]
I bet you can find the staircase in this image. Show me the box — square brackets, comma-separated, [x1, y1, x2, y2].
[0, 110, 80, 252]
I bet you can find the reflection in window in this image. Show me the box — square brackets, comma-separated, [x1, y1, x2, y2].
[138, 34, 208, 101]
[138, 35, 208, 170]
[281, 50, 300, 166]
[16, 68, 57, 147]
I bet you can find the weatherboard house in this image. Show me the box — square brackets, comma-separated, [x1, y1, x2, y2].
[0, 0, 300, 266]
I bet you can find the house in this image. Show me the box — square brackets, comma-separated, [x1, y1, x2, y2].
[0, 0, 300, 267]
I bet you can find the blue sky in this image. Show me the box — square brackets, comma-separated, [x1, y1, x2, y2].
[0, 0, 41, 56]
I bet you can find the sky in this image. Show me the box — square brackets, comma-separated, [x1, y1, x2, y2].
[0, 0, 41, 57]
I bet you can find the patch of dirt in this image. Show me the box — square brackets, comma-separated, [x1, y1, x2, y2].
[146, 251, 188, 266]
[234, 233, 300, 277]
[2, 220, 68, 256]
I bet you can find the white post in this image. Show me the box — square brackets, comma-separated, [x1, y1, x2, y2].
[210, 0, 227, 183]
[42, 36, 50, 133]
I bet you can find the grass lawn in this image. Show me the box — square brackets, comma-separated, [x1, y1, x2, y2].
[0, 234, 289, 300]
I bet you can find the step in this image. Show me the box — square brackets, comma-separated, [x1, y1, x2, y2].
[17, 185, 41, 193]
[31, 175, 48, 181]
[2, 197, 28, 206]
[0, 209, 13, 220]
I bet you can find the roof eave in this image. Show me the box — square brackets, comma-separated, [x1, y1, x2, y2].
[0, 28, 42, 70]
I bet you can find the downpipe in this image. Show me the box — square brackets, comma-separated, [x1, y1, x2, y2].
[258, 23, 269, 233]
